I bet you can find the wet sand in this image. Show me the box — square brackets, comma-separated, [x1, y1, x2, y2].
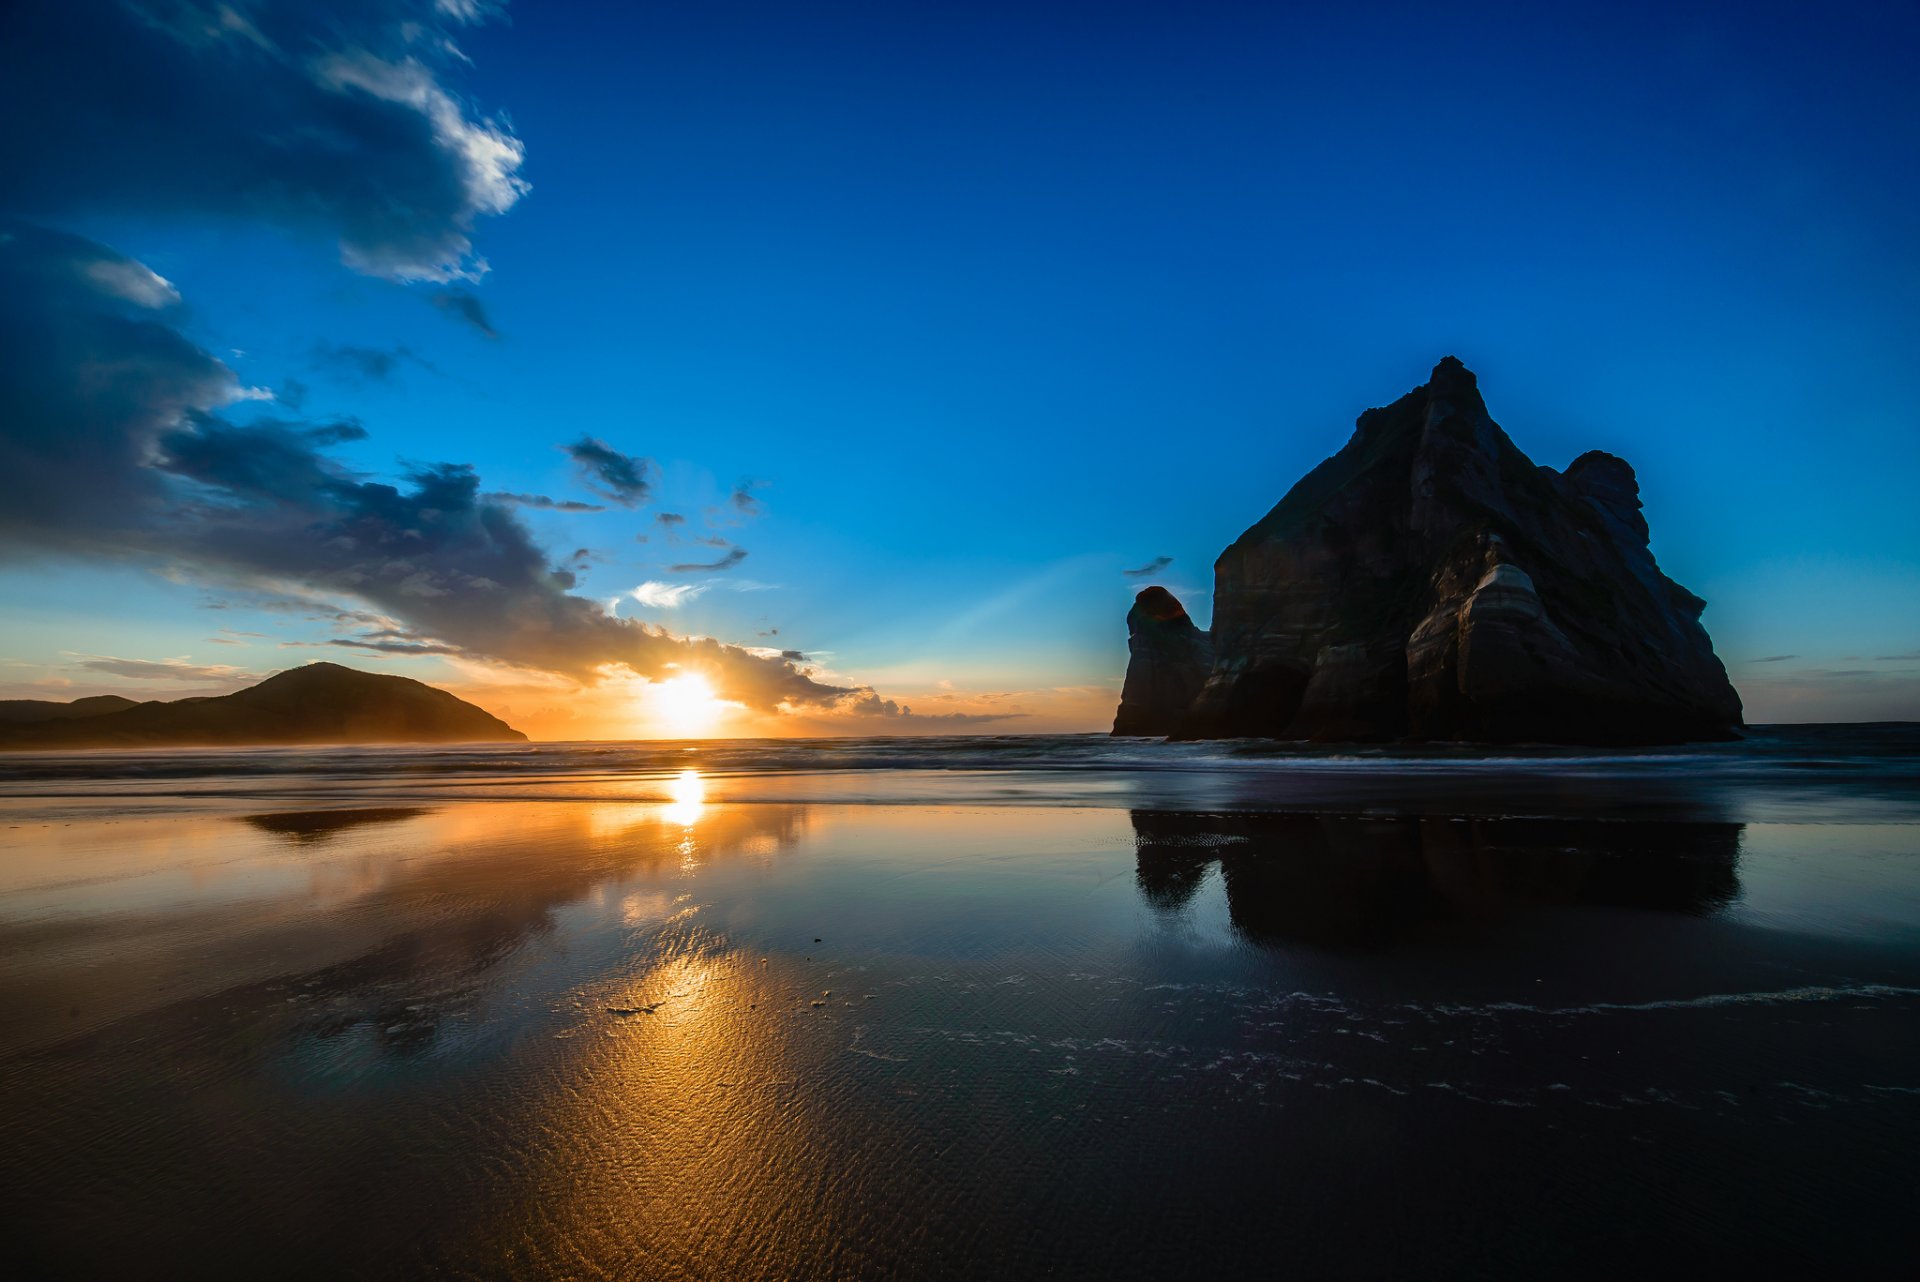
[2, 744, 1918, 1278]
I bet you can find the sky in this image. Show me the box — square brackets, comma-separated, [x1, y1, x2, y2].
[1, 0, 1917, 738]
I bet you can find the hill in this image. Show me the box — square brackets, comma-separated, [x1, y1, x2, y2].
[0, 663, 526, 749]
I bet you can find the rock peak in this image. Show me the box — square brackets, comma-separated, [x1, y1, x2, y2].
[1115, 360, 1742, 745]
[1424, 355, 1483, 411]
[1128, 585, 1192, 628]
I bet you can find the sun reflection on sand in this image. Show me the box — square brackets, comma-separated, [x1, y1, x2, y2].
[664, 769, 705, 829]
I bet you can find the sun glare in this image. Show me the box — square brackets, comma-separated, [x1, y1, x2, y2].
[649, 673, 726, 737]
[663, 769, 705, 827]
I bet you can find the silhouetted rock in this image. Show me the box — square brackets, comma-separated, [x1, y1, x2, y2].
[0, 663, 526, 749]
[1112, 586, 1214, 736]
[1124, 357, 1742, 744]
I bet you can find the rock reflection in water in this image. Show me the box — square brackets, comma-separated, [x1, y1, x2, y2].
[1133, 810, 1742, 948]
[243, 807, 431, 843]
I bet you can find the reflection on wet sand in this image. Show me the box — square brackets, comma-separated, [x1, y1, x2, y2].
[1133, 810, 1743, 948]
[242, 807, 430, 843]
[0, 784, 808, 1057]
[5, 794, 1917, 1280]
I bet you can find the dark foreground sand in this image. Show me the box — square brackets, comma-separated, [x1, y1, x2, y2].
[2, 744, 1918, 1278]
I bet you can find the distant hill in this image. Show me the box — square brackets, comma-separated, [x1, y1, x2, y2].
[0, 663, 526, 749]
[0, 695, 140, 723]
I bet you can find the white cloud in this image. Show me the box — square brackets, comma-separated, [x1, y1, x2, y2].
[311, 51, 528, 281]
[631, 581, 708, 609]
[82, 256, 179, 308]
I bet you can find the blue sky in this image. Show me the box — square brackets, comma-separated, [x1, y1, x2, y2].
[2, 0, 1917, 734]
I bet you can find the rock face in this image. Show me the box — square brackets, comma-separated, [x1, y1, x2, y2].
[1118, 357, 1743, 744]
[1112, 586, 1213, 735]
[0, 663, 527, 749]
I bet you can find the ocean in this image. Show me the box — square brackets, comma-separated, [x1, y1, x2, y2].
[2, 726, 1917, 1278]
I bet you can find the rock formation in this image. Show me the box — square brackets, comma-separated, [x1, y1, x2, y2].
[0, 662, 526, 749]
[1115, 357, 1743, 744]
[1112, 586, 1213, 735]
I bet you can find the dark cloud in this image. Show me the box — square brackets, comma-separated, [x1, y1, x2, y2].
[566, 437, 652, 508]
[430, 288, 498, 338]
[0, 1, 526, 282]
[695, 534, 731, 548]
[656, 512, 685, 528]
[731, 481, 766, 516]
[319, 636, 468, 657]
[1123, 556, 1173, 577]
[0, 225, 849, 713]
[669, 548, 749, 573]
[0, 221, 238, 547]
[780, 649, 806, 662]
[485, 492, 607, 513]
[1747, 655, 1798, 663]
[312, 342, 432, 383]
[277, 377, 310, 410]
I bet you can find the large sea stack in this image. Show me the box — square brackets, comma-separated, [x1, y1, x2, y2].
[1115, 357, 1743, 744]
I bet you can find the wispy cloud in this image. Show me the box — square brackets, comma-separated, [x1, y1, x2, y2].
[631, 581, 708, 609]
[485, 491, 606, 513]
[833, 689, 1024, 726]
[311, 342, 435, 384]
[669, 548, 748, 573]
[429, 288, 498, 338]
[66, 653, 258, 683]
[731, 481, 766, 517]
[1123, 556, 1172, 577]
[565, 437, 652, 507]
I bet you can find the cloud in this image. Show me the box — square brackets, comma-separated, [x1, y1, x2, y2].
[1747, 655, 1798, 663]
[0, 1, 526, 282]
[669, 548, 749, 573]
[0, 227, 850, 714]
[430, 288, 498, 338]
[731, 481, 766, 516]
[631, 582, 708, 609]
[485, 492, 607, 513]
[1123, 556, 1173, 577]
[319, 635, 467, 657]
[68, 653, 258, 683]
[656, 512, 685, 528]
[833, 689, 1023, 726]
[565, 437, 652, 507]
[313, 342, 433, 383]
[0, 222, 247, 547]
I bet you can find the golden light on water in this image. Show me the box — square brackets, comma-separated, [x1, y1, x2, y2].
[664, 769, 706, 828]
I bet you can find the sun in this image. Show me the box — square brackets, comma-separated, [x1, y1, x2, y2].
[648, 673, 726, 737]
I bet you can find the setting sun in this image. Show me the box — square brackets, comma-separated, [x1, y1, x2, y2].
[648, 673, 727, 737]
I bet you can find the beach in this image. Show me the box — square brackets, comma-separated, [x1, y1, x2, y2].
[3, 729, 1918, 1278]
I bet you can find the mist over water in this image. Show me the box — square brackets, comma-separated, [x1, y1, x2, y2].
[2, 729, 1917, 1278]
